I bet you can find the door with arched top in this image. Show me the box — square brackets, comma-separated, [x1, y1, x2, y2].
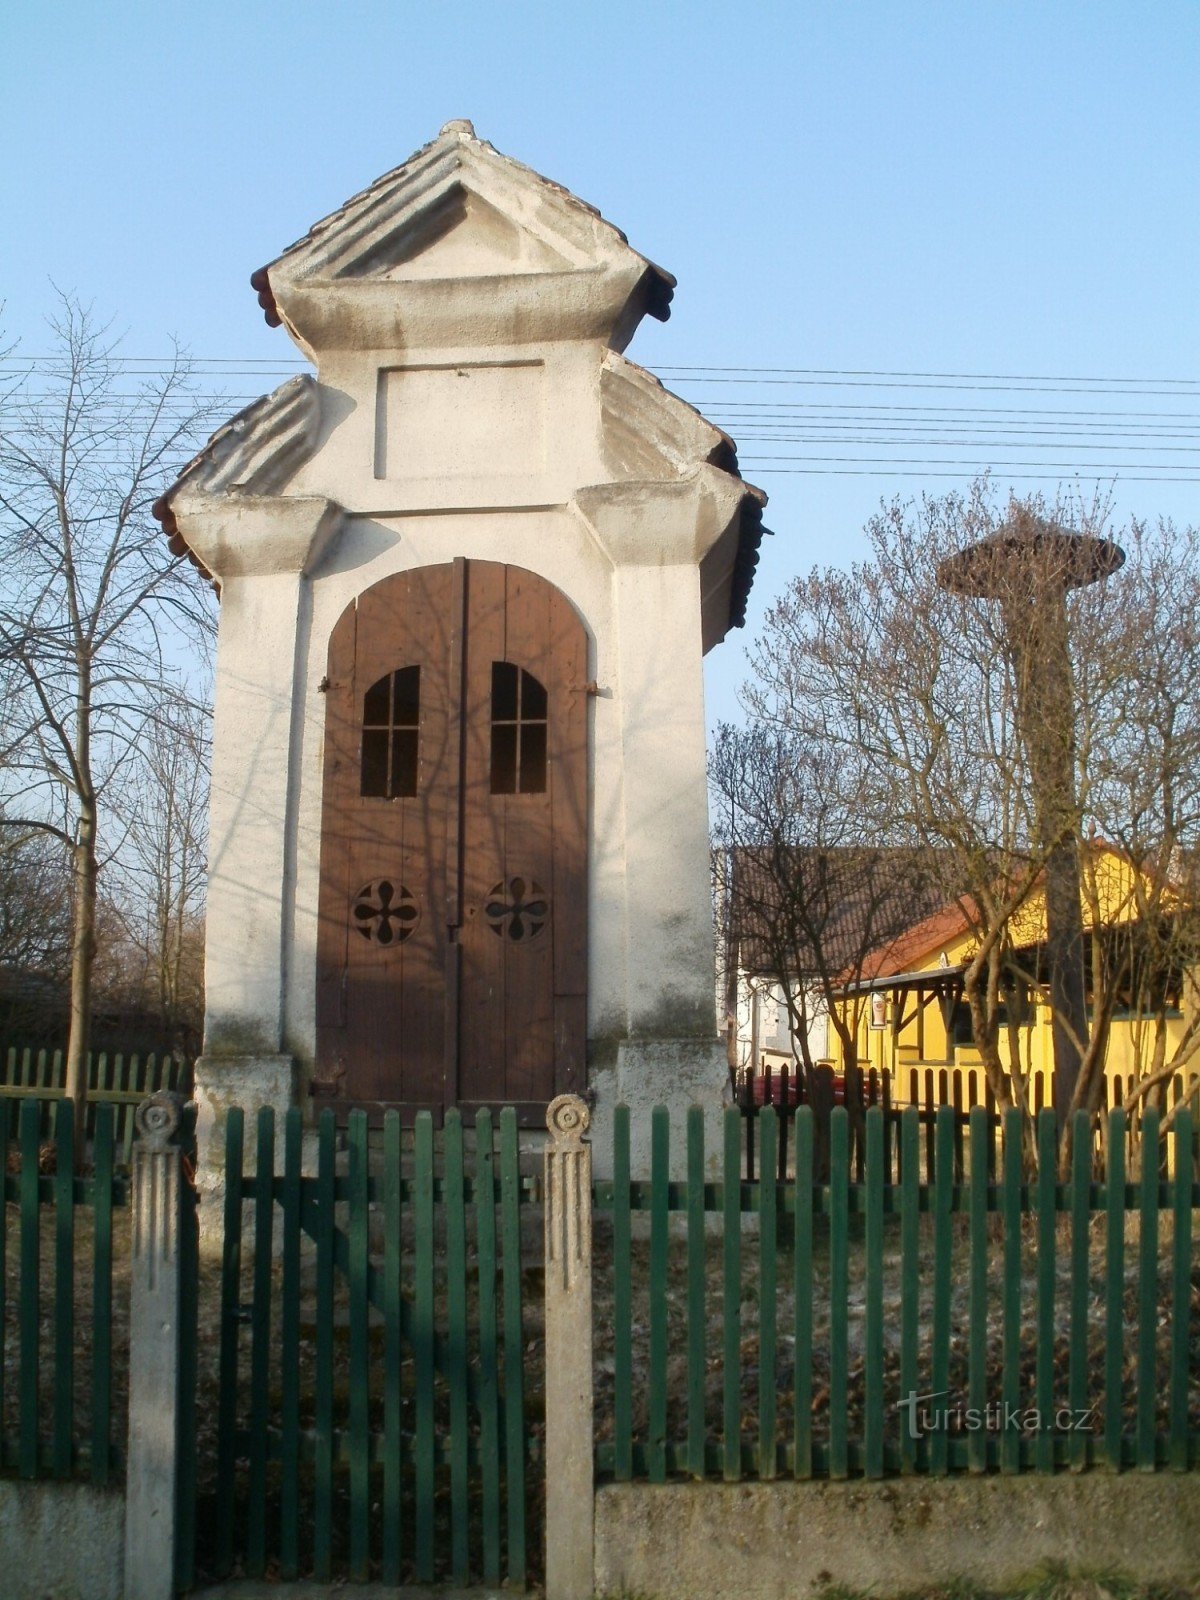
[314, 559, 587, 1120]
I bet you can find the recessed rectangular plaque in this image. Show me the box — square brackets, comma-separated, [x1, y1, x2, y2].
[375, 361, 546, 480]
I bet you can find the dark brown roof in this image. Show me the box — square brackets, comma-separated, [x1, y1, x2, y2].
[728, 846, 952, 981]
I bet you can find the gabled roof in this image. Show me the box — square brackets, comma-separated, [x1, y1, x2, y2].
[152, 376, 322, 583]
[599, 355, 767, 629]
[155, 123, 764, 629]
[251, 119, 674, 332]
[858, 898, 977, 979]
[729, 846, 950, 980]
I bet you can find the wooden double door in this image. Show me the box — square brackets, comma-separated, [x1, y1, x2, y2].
[314, 560, 587, 1120]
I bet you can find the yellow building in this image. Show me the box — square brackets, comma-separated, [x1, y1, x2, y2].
[833, 845, 1199, 1115]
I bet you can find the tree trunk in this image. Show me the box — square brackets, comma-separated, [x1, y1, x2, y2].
[1004, 583, 1090, 1128]
[64, 665, 95, 1169]
[64, 812, 96, 1167]
[963, 954, 1013, 1114]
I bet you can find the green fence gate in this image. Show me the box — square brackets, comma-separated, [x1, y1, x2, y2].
[183, 1104, 539, 1590]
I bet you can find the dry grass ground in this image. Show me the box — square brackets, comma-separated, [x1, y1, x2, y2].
[590, 1211, 1200, 1454]
[810, 1578, 1200, 1600]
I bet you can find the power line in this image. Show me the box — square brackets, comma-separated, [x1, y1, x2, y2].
[656, 363, 1200, 386]
[4, 357, 1196, 487]
[739, 453, 1200, 470]
[708, 404, 1200, 421]
[8, 355, 1199, 386]
[734, 439, 1200, 454]
[675, 377, 1200, 397]
[749, 469, 1200, 482]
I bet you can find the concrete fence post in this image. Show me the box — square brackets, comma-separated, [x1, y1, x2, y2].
[124, 1092, 189, 1600]
[544, 1093, 595, 1600]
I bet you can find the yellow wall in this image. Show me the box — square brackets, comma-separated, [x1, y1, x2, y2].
[842, 850, 1198, 1110]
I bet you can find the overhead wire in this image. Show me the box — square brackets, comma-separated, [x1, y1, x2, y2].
[3, 357, 1196, 484]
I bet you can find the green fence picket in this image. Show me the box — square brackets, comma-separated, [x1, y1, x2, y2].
[313, 1110, 335, 1582]
[246, 1109, 275, 1578]
[930, 1107, 954, 1477]
[176, 1105, 199, 1596]
[968, 1107, 988, 1474]
[1001, 1108, 1023, 1475]
[1104, 1109, 1127, 1471]
[722, 1105, 741, 1481]
[1069, 1111, 1091, 1472]
[1035, 1109, 1057, 1474]
[91, 1104, 114, 1487]
[793, 1106, 814, 1480]
[475, 1110, 501, 1585]
[53, 1100, 74, 1478]
[648, 1106, 669, 1484]
[1171, 1110, 1193, 1471]
[0, 1101, 8, 1452]
[445, 1108, 470, 1584]
[279, 1108, 303, 1579]
[613, 1104, 633, 1481]
[759, 1107, 778, 1480]
[214, 1107, 245, 1576]
[413, 1110, 436, 1582]
[499, 1107, 526, 1586]
[1137, 1110, 1160, 1469]
[382, 1111, 404, 1586]
[347, 1109, 370, 1582]
[864, 1106, 884, 1479]
[686, 1105, 706, 1479]
[899, 1107, 920, 1475]
[829, 1107, 849, 1480]
[19, 1099, 40, 1479]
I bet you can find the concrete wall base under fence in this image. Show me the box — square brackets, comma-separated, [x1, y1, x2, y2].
[594, 1474, 1200, 1599]
[0, 1478, 124, 1600]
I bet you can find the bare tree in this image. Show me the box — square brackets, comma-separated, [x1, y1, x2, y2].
[105, 686, 209, 1056]
[1073, 519, 1200, 1131]
[710, 725, 943, 1081]
[739, 481, 1200, 1158]
[0, 296, 217, 1154]
[0, 825, 72, 1037]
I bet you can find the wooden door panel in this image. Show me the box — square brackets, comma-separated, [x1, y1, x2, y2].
[353, 565, 451, 1106]
[316, 565, 452, 1110]
[498, 564, 556, 1104]
[316, 559, 587, 1115]
[548, 585, 588, 1002]
[314, 604, 359, 1073]
[457, 561, 510, 1105]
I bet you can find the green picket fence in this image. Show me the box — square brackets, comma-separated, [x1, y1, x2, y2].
[0, 1098, 127, 1482]
[594, 1102, 1199, 1482]
[185, 1104, 537, 1591]
[0, 1045, 185, 1165]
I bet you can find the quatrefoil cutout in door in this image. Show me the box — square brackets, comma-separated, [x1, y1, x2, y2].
[352, 880, 420, 945]
[484, 877, 549, 942]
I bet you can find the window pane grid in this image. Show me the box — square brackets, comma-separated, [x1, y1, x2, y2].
[361, 665, 420, 798]
[490, 661, 548, 794]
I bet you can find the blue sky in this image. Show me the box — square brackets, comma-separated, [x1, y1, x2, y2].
[4, 0, 1198, 726]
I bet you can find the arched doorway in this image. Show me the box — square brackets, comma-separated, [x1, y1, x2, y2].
[314, 559, 588, 1120]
